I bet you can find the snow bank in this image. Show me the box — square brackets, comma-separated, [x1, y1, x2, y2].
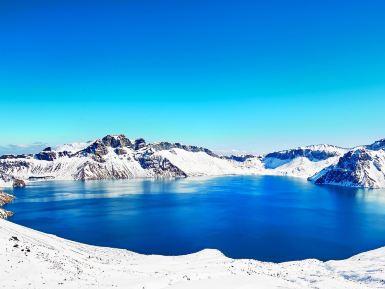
[1, 219, 384, 289]
[155, 148, 261, 176]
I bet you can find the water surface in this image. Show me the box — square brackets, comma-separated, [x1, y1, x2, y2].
[6, 176, 385, 262]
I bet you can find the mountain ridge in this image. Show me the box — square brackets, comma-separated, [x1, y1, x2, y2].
[1, 134, 384, 188]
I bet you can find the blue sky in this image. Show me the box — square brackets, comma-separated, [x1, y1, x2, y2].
[1, 0, 385, 154]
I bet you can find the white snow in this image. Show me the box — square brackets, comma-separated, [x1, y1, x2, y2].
[311, 148, 385, 188]
[4, 135, 385, 188]
[0, 179, 11, 188]
[155, 148, 262, 176]
[55, 142, 92, 153]
[1, 219, 384, 289]
[0, 140, 346, 188]
[264, 156, 341, 178]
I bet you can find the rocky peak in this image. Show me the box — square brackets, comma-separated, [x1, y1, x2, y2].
[134, 138, 146, 150]
[332, 148, 373, 173]
[35, 151, 57, 161]
[81, 140, 109, 157]
[101, 134, 133, 148]
[310, 147, 385, 188]
[264, 145, 343, 162]
[366, 138, 385, 151]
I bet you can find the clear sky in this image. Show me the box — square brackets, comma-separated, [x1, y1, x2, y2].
[1, 0, 385, 154]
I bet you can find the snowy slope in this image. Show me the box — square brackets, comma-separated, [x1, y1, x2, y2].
[55, 141, 92, 153]
[310, 147, 385, 188]
[0, 135, 349, 187]
[2, 134, 385, 188]
[253, 144, 346, 178]
[1, 219, 384, 289]
[263, 156, 342, 178]
[155, 148, 261, 176]
[0, 135, 192, 186]
[0, 134, 262, 186]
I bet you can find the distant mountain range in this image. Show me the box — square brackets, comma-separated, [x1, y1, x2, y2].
[0, 134, 384, 188]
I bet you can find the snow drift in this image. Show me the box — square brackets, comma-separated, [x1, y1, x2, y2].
[1, 219, 384, 289]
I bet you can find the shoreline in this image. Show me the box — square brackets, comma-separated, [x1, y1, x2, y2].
[0, 191, 14, 219]
[2, 172, 378, 191]
[1, 219, 384, 289]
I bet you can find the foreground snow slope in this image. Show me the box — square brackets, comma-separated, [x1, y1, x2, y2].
[1, 219, 384, 289]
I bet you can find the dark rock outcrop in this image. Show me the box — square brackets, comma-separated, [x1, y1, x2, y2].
[150, 142, 218, 157]
[0, 192, 14, 219]
[102, 134, 133, 148]
[366, 139, 385, 151]
[0, 192, 14, 206]
[224, 154, 255, 162]
[134, 138, 146, 150]
[80, 140, 109, 157]
[310, 148, 385, 188]
[35, 151, 57, 161]
[13, 179, 26, 188]
[0, 154, 31, 160]
[138, 154, 187, 178]
[264, 146, 342, 162]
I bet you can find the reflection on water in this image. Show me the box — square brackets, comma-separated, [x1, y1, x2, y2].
[6, 176, 385, 262]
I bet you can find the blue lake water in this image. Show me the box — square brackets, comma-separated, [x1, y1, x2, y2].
[5, 175, 385, 262]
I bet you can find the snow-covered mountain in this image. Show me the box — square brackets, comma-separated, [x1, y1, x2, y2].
[222, 144, 347, 179]
[0, 134, 262, 187]
[1, 134, 385, 188]
[310, 140, 385, 188]
[259, 144, 347, 178]
[0, 134, 343, 187]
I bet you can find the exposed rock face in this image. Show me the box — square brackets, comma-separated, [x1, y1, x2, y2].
[35, 151, 57, 161]
[0, 209, 13, 219]
[102, 134, 133, 148]
[0, 154, 31, 160]
[2, 134, 385, 188]
[224, 155, 256, 162]
[150, 142, 219, 157]
[137, 154, 187, 178]
[0, 135, 215, 184]
[28, 176, 55, 181]
[0, 192, 14, 206]
[264, 145, 345, 163]
[114, 148, 127, 155]
[13, 179, 26, 188]
[310, 148, 385, 188]
[0, 192, 14, 219]
[79, 140, 109, 157]
[0, 171, 13, 185]
[365, 138, 385, 151]
[134, 138, 146, 150]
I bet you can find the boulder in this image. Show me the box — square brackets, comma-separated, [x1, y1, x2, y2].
[13, 179, 26, 188]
